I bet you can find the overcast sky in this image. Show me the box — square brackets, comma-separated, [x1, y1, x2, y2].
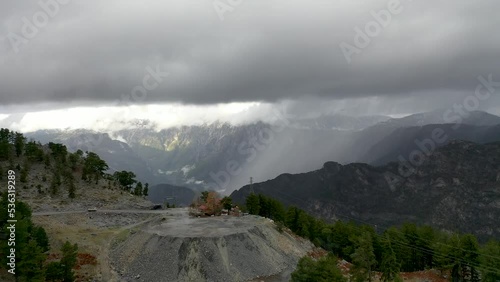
[1, 0, 500, 131]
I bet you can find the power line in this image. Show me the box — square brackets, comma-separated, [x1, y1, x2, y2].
[251, 185, 500, 265]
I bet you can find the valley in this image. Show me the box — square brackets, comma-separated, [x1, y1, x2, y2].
[26, 111, 500, 195]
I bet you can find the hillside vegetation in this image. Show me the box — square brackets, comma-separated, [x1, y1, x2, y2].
[0, 128, 153, 281]
[0, 128, 152, 211]
[241, 194, 500, 282]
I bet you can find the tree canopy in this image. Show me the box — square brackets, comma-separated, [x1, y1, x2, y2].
[241, 193, 500, 281]
[291, 255, 346, 282]
[82, 152, 109, 183]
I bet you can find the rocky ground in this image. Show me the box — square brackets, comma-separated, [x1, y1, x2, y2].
[28, 206, 315, 282]
[14, 162, 153, 212]
[6, 160, 157, 281]
[8, 158, 315, 281]
[110, 209, 315, 282]
[32, 211, 156, 281]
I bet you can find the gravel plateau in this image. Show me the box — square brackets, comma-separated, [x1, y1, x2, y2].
[111, 209, 314, 282]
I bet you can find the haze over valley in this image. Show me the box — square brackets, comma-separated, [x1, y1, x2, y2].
[18, 110, 500, 195]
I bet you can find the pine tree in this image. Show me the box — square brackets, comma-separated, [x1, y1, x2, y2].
[221, 196, 232, 210]
[18, 240, 46, 281]
[350, 232, 377, 282]
[380, 236, 401, 282]
[246, 193, 260, 215]
[291, 255, 346, 282]
[113, 170, 137, 190]
[60, 241, 78, 282]
[441, 233, 481, 282]
[258, 194, 269, 217]
[33, 226, 50, 252]
[134, 182, 143, 196]
[45, 262, 64, 281]
[68, 180, 76, 199]
[295, 211, 311, 238]
[25, 140, 44, 161]
[268, 198, 286, 222]
[401, 223, 422, 271]
[83, 152, 109, 184]
[68, 152, 81, 171]
[14, 132, 26, 157]
[481, 240, 500, 282]
[460, 234, 480, 282]
[50, 170, 61, 195]
[285, 206, 300, 232]
[20, 164, 28, 183]
[143, 183, 149, 196]
[0, 128, 11, 160]
[44, 153, 51, 167]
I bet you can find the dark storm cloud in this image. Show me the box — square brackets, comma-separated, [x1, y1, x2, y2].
[1, 0, 499, 108]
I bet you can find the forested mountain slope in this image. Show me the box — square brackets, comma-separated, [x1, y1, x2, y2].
[231, 140, 500, 241]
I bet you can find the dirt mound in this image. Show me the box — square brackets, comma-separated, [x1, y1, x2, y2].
[110, 213, 313, 282]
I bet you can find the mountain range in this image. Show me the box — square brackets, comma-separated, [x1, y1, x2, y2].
[231, 140, 500, 240]
[21, 110, 500, 239]
[25, 111, 500, 195]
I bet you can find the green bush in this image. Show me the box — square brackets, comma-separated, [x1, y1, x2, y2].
[291, 255, 346, 282]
